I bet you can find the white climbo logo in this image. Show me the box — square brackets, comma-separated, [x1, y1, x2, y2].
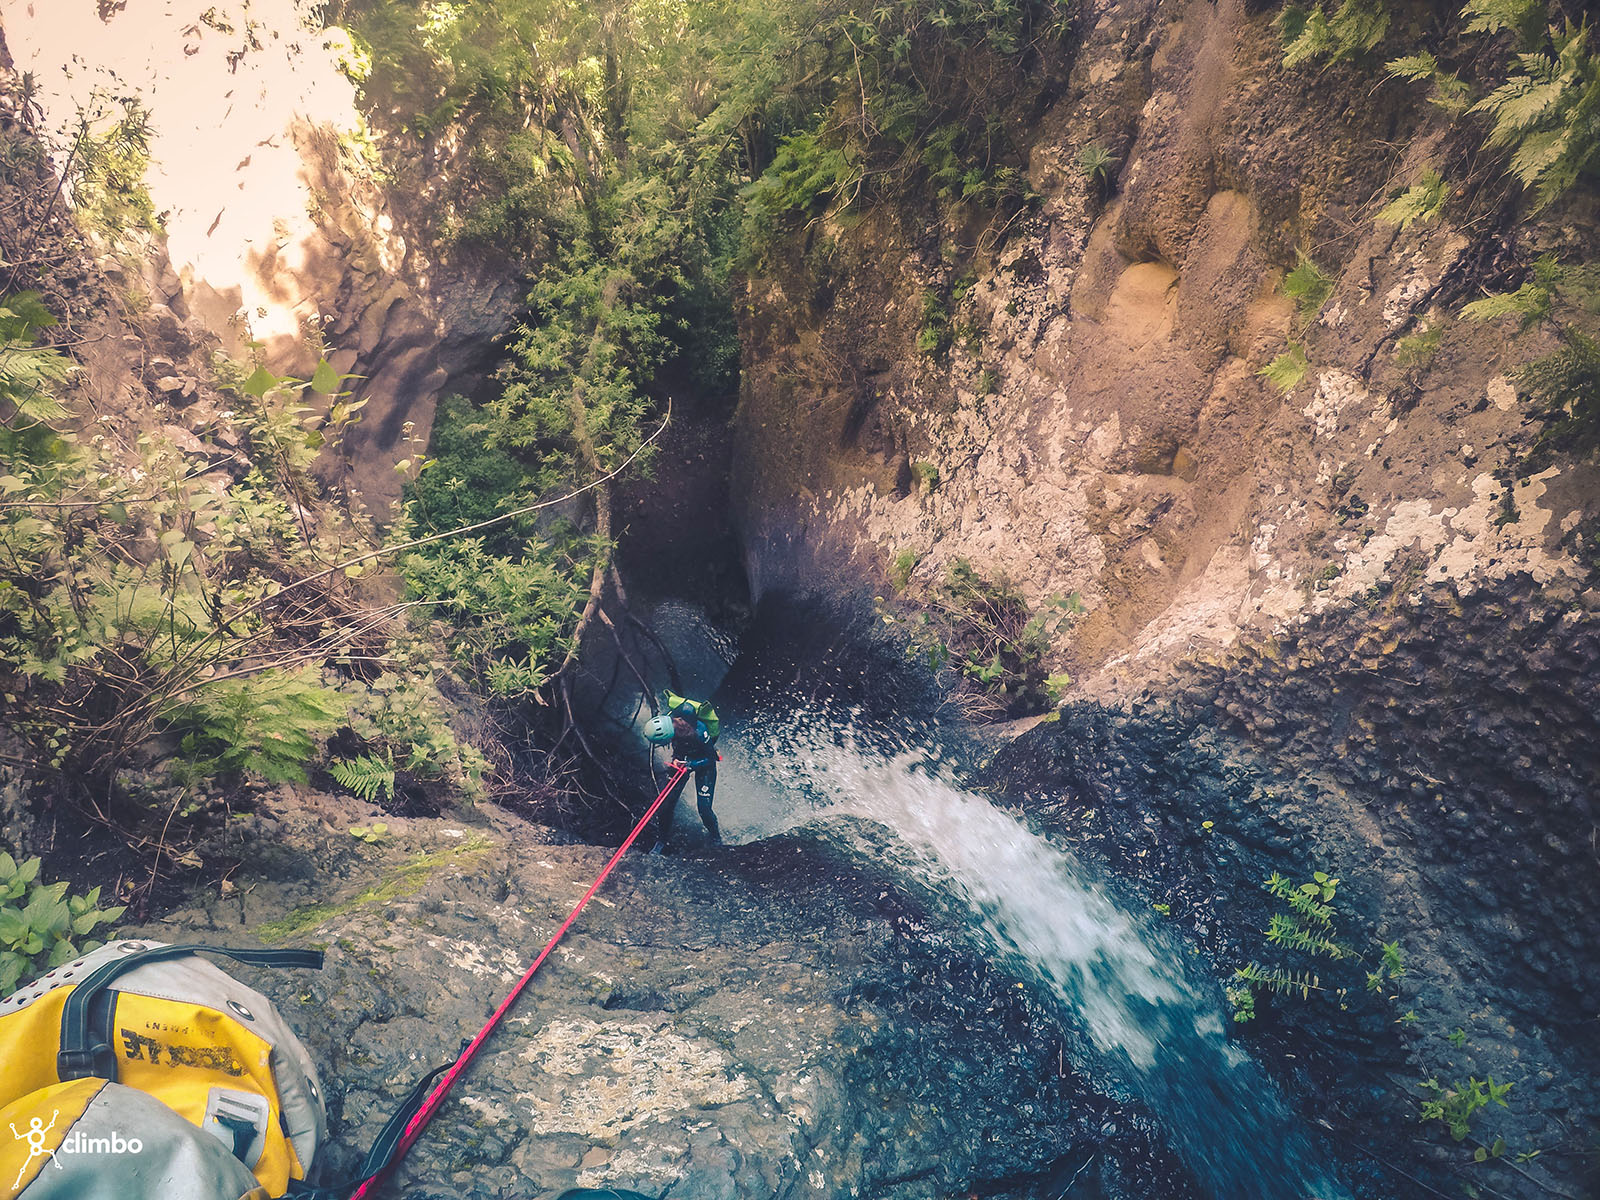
[9, 1109, 145, 1188]
[10, 1111, 62, 1190]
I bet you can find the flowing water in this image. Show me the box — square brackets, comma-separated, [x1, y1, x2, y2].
[706, 714, 1347, 1200]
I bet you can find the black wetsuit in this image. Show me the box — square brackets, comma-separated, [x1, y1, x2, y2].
[652, 719, 718, 848]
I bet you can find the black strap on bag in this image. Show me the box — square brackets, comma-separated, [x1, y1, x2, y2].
[284, 1060, 455, 1200]
[57, 942, 324, 1080]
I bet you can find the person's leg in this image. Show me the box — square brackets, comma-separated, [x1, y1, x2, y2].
[651, 770, 690, 851]
[694, 764, 719, 843]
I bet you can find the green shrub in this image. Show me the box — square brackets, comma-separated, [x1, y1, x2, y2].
[883, 558, 1081, 716]
[396, 531, 590, 698]
[0, 852, 124, 997]
[741, 128, 861, 241]
[162, 667, 346, 786]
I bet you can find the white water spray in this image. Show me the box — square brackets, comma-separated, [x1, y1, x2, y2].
[716, 716, 1347, 1200]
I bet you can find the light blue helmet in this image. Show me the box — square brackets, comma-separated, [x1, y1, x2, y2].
[644, 714, 675, 744]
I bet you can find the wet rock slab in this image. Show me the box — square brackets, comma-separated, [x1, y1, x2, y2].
[131, 792, 1187, 1200]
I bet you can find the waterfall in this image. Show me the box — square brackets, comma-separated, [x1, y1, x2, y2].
[713, 715, 1347, 1200]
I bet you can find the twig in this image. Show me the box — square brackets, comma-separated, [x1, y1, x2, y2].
[140, 785, 191, 911]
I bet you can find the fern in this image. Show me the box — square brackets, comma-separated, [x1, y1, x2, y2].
[1259, 344, 1311, 391]
[0, 293, 74, 425]
[330, 753, 398, 802]
[1512, 328, 1600, 472]
[162, 667, 347, 784]
[1384, 51, 1438, 82]
[1279, 0, 1390, 69]
[1234, 962, 1327, 1001]
[1460, 253, 1599, 328]
[1395, 322, 1443, 369]
[1462, 281, 1552, 325]
[1284, 252, 1334, 317]
[1461, 0, 1545, 45]
[1385, 50, 1473, 112]
[1379, 168, 1449, 228]
[1471, 21, 1600, 209]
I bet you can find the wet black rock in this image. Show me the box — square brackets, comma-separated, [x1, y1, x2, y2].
[129, 791, 1194, 1200]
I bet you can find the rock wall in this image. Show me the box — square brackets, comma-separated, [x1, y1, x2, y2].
[734, 0, 1597, 666]
[0, 0, 517, 510]
[731, 0, 1599, 1191]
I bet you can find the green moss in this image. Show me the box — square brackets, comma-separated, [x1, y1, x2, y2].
[254, 834, 493, 944]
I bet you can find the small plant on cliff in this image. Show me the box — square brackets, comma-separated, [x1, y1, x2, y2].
[1463, 256, 1600, 475]
[917, 289, 954, 357]
[1228, 870, 1411, 1022]
[1259, 343, 1312, 392]
[1418, 1074, 1515, 1142]
[1284, 252, 1335, 322]
[884, 559, 1079, 717]
[1276, 1, 1391, 69]
[1378, 168, 1451, 229]
[1460, 253, 1597, 328]
[1394, 321, 1444, 370]
[1077, 143, 1119, 196]
[889, 548, 922, 590]
[0, 852, 124, 998]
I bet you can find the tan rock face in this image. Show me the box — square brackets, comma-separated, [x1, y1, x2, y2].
[732, 0, 1593, 697]
[0, 0, 510, 511]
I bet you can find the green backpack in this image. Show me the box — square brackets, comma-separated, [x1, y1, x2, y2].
[664, 692, 719, 739]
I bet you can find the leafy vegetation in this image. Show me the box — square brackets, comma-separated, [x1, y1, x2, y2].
[0, 287, 494, 862]
[1419, 1074, 1515, 1142]
[1284, 1, 1600, 211]
[61, 95, 163, 258]
[1228, 870, 1405, 1022]
[1462, 255, 1600, 478]
[1276, 1, 1390, 70]
[0, 852, 124, 997]
[1378, 167, 1450, 228]
[164, 668, 347, 786]
[330, 755, 399, 804]
[1283, 253, 1335, 322]
[879, 558, 1081, 717]
[1259, 343, 1311, 392]
[1470, 18, 1600, 210]
[1076, 143, 1118, 196]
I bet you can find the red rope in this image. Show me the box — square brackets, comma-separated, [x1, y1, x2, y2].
[349, 763, 690, 1199]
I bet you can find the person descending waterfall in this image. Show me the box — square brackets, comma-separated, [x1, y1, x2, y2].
[643, 693, 721, 853]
